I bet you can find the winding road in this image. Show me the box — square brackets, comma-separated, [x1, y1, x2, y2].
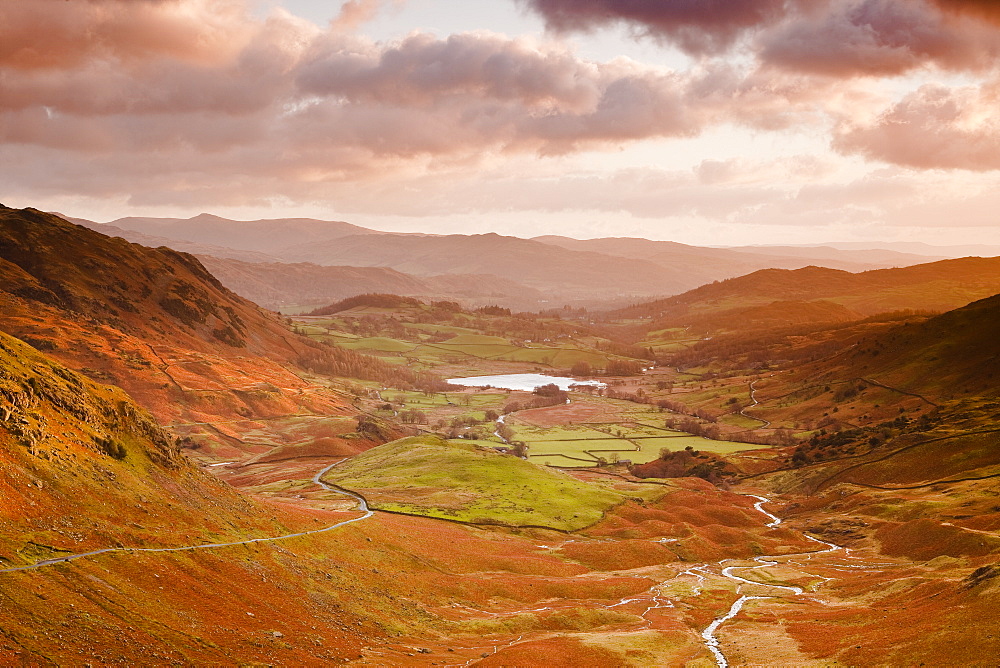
[0, 461, 372, 575]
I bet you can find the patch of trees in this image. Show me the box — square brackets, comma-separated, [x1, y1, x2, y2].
[533, 383, 568, 402]
[595, 341, 655, 361]
[604, 360, 644, 376]
[630, 446, 735, 486]
[356, 415, 391, 440]
[399, 409, 428, 424]
[476, 305, 511, 316]
[309, 293, 423, 316]
[297, 343, 449, 393]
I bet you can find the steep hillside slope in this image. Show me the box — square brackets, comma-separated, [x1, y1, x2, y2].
[0, 207, 302, 357]
[805, 292, 1000, 400]
[0, 331, 280, 563]
[0, 206, 420, 454]
[0, 331, 442, 664]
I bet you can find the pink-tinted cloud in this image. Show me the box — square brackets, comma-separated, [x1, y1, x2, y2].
[931, 0, 1000, 22]
[1, 0, 999, 225]
[834, 82, 1000, 170]
[760, 0, 1000, 76]
[523, 0, 1000, 77]
[331, 0, 402, 31]
[0, 0, 256, 70]
[520, 0, 791, 55]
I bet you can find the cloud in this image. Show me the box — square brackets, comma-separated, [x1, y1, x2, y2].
[331, 0, 402, 31]
[519, 0, 790, 55]
[522, 0, 1000, 77]
[760, 0, 1000, 76]
[2, 0, 999, 229]
[930, 0, 1000, 23]
[834, 81, 1000, 170]
[0, 0, 258, 70]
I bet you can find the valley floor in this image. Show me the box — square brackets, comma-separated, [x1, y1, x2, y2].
[5, 438, 998, 667]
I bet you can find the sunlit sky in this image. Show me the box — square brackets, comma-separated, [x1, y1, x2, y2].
[2, 0, 1000, 246]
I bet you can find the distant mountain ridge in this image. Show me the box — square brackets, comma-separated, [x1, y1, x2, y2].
[107, 212, 377, 254]
[90, 213, 945, 309]
[195, 256, 545, 310]
[531, 235, 923, 276]
[617, 258, 1000, 327]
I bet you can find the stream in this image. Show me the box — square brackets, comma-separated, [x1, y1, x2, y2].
[700, 494, 844, 668]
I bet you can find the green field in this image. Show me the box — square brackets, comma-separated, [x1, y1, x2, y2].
[322, 436, 660, 530]
[292, 313, 649, 377]
[509, 416, 766, 467]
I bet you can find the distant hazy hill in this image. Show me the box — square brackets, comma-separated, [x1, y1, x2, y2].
[91, 213, 965, 309]
[617, 258, 1000, 327]
[531, 235, 921, 276]
[107, 212, 377, 254]
[277, 231, 706, 301]
[723, 244, 944, 267]
[67, 215, 282, 263]
[196, 256, 544, 310]
[197, 257, 435, 309]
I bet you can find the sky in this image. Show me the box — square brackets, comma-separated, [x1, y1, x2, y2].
[2, 0, 1000, 247]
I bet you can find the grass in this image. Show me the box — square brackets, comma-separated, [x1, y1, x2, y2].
[334, 337, 416, 353]
[508, 415, 765, 467]
[321, 436, 654, 531]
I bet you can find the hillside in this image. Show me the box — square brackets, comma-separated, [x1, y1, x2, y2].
[0, 330, 471, 664]
[0, 206, 430, 455]
[618, 257, 1000, 327]
[803, 292, 1000, 400]
[677, 299, 862, 334]
[0, 330, 278, 562]
[667, 293, 1000, 456]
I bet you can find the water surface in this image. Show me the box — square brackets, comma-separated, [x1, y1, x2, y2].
[446, 373, 605, 392]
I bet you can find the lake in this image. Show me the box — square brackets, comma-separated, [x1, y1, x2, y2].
[446, 373, 606, 392]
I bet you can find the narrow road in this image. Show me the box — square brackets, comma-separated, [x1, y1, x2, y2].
[0, 461, 371, 576]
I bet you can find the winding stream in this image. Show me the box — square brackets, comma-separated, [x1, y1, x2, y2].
[700, 494, 844, 668]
